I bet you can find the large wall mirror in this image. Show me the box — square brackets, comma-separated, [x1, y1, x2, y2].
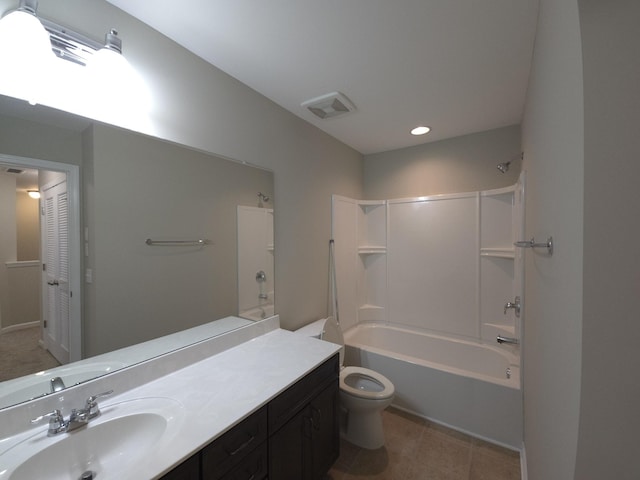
[0, 95, 275, 409]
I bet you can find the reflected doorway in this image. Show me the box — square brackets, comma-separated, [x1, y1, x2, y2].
[0, 154, 81, 381]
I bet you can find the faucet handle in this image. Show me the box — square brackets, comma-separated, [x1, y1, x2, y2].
[503, 296, 521, 317]
[31, 409, 63, 425]
[31, 409, 67, 435]
[85, 390, 113, 418]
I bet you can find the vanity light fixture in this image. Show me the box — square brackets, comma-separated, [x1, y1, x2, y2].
[27, 189, 40, 199]
[0, 0, 124, 67]
[411, 126, 431, 136]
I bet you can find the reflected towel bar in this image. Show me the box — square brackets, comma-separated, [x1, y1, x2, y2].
[514, 236, 553, 255]
[145, 239, 212, 246]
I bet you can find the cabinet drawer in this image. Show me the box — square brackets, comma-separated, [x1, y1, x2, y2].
[202, 406, 268, 480]
[159, 453, 200, 480]
[268, 353, 339, 433]
[217, 442, 268, 480]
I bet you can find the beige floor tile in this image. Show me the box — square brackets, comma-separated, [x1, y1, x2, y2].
[343, 446, 414, 480]
[469, 450, 521, 480]
[332, 407, 521, 480]
[410, 426, 472, 480]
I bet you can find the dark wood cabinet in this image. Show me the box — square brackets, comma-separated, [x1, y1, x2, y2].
[159, 353, 339, 480]
[269, 381, 339, 480]
[308, 381, 340, 480]
[159, 454, 200, 480]
[201, 406, 268, 480]
[268, 354, 339, 480]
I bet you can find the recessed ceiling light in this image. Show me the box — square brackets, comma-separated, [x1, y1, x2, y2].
[411, 126, 431, 136]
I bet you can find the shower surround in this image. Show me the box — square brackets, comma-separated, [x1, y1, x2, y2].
[332, 174, 524, 447]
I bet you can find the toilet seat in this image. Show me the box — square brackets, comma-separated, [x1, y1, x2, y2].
[340, 366, 395, 400]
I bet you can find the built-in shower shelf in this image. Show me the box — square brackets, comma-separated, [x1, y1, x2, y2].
[480, 248, 515, 259]
[358, 246, 387, 255]
[483, 323, 516, 339]
[358, 304, 385, 322]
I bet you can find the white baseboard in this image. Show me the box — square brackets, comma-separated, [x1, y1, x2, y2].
[0, 321, 40, 335]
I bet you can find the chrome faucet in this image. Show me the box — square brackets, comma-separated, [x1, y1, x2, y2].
[50, 376, 66, 393]
[503, 296, 521, 317]
[496, 335, 520, 345]
[31, 390, 113, 436]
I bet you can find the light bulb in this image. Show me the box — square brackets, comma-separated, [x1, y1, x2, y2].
[411, 126, 431, 136]
[0, 8, 55, 104]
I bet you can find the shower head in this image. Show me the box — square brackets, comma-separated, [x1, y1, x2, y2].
[497, 161, 511, 174]
[497, 152, 524, 174]
[257, 192, 270, 204]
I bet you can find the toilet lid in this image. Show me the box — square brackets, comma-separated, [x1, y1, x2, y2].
[321, 316, 345, 366]
[340, 366, 395, 400]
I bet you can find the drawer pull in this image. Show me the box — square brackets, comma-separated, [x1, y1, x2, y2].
[226, 434, 256, 456]
[311, 406, 322, 431]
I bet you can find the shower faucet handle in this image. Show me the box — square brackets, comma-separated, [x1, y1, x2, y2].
[503, 296, 521, 317]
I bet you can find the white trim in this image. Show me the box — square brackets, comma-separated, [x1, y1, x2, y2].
[390, 403, 523, 453]
[520, 442, 528, 480]
[0, 321, 40, 335]
[5, 261, 40, 268]
[0, 153, 81, 362]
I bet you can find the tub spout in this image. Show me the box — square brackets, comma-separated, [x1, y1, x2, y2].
[496, 335, 519, 345]
[50, 377, 66, 393]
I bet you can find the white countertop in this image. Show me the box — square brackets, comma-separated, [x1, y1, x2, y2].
[0, 325, 340, 480]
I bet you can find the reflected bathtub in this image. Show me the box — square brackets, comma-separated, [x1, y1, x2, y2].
[239, 304, 275, 322]
[343, 323, 522, 449]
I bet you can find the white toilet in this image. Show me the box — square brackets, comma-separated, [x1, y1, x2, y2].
[296, 317, 395, 449]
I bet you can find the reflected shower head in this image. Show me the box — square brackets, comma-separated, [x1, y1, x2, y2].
[497, 161, 511, 174]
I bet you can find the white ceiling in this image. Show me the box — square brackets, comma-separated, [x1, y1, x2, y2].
[104, 0, 539, 155]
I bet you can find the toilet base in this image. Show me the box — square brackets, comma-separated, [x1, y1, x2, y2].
[342, 408, 386, 449]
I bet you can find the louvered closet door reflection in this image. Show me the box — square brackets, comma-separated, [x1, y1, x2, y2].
[43, 180, 70, 364]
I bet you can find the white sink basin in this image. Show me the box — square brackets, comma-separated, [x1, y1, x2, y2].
[0, 397, 185, 480]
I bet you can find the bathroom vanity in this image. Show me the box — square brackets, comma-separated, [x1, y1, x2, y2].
[163, 353, 339, 480]
[0, 317, 341, 480]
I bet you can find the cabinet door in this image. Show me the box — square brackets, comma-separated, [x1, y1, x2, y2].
[159, 454, 200, 480]
[309, 381, 340, 480]
[269, 381, 340, 480]
[268, 406, 311, 480]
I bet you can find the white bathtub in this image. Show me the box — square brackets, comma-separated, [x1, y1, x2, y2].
[343, 323, 523, 449]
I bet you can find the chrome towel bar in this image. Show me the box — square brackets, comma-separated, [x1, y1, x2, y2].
[514, 236, 553, 255]
[145, 238, 212, 246]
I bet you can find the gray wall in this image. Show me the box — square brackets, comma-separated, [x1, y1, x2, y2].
[363, 125, 521, 199]
[522, 0, 640, 478]
[84, 123, 273, 356]
[521, 0, 584, 478]
[575, 0, 640, 478]
[0, 113, 83, 165]
[2, 0, 363, 332]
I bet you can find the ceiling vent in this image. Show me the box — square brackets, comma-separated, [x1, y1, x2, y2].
[4, 168, 24, 174]
[301, 92, 356, 119]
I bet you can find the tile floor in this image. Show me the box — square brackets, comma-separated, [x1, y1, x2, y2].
[0, 327, 60, 382]
[328, 407, 521, 480]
